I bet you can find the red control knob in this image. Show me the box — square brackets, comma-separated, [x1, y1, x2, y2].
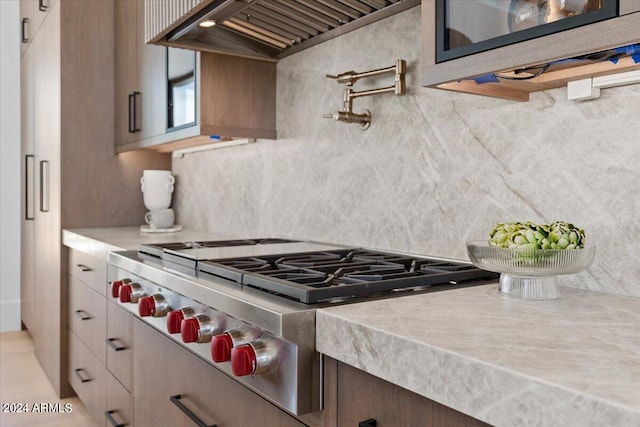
[231, 344, 257, 376]
[138, 296, 155, 317]
[167, 310, 185, 334]
[211, 333, 233, 362]
[119, 284, 132, 303]
[111, 280, 123, 298]
[181, 318, 200, 343]
[111, 278, 131, 298]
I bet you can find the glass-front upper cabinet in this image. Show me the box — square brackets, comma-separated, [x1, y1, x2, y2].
[167, 47, 196, 131]
[437, 0, 618, 62]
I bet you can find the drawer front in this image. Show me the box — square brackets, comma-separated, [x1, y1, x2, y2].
[134, 398, 161, 427]
[69, 248, 107, 295]
[105, 372, 133, 427]
[106, 300, 133, 392]
[69, 276, 106, 364]
[69, 329, 106, 426]
[133, 320, 304, 427]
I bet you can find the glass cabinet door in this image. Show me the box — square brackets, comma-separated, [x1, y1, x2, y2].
[436, 0, 618, 62]
[167, 47, 196, 131]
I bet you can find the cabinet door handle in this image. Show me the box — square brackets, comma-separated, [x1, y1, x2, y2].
[106, 338, 126, 352]
[38, 0, 48, 12]
[359, 419, 377, 427]
[25, 155, 35, 220]
[73, 368, 92, 383]
[39, 160, 49, 212]
[170, 395, 217, 427]
[128, 93, 135, 133]
[75, 310, 92, 321]
[132, 91, 140, 132]
[76, 264, 92, 272]
[105, 410, 127, 427]
[128, 92, 141, 133]
[21, 18, 29, 43]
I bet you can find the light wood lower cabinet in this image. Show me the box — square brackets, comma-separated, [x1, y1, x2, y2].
[134, 398, 160, 427]
[106, 301, 133, 392]
[105, 372, 133, 427]
[335, 360, 489, 427]
[69, 275, 106, 365]
[67, 248, 133, 427]
[68, 330, 107, 426]
[133, 319, 305, 427]
[69, 248, 107, 296]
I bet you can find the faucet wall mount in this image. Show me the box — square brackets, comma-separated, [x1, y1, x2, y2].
[324, 60, 406, 130]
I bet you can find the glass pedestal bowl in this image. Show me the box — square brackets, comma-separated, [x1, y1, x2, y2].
[466, 241, 596, 300]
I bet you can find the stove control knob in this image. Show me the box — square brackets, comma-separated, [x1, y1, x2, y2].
[181, 314, 224, 344]
[138, 294, 170, 317]
[166, 307, 195, 334]
[211, 327, 261, 363]
[119, 282, 145, 304]
[110, 278, 131, 298]
[231, 338, 278, 377]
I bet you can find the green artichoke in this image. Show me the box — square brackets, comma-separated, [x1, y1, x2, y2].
[489, 221, 585, 250]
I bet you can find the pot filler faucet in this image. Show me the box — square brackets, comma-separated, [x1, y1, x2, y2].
[324, 59, 406, 130]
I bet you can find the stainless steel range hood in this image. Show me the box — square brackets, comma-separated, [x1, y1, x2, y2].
[146, 0, 420, 62]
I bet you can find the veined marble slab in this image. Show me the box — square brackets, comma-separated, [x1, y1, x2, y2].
[317, 285, 640, 427]
[172, 5, 640, 298]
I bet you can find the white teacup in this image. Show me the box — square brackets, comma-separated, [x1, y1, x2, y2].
[141, 170, 175, 211]
[145, 208, 175, 229]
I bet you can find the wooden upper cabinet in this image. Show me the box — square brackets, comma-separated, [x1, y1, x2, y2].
[114, 0, 138, 147]
[113, 0, 276, 153]
[420, 0, 640, 101]
[199, 52, 276, 142]
[114, 0, 167, 148]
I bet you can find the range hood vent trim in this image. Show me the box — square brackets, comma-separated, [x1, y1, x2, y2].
[152, 0, 420, 61]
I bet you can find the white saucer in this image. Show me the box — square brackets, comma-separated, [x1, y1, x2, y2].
[140, 224, 183, 233]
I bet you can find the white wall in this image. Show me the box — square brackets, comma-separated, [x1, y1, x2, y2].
[0, 0, 22, 331]
[173, 6, 640, 297]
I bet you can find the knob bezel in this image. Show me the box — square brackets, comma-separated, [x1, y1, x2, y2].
[231, 338, 278, 377]
[119, 282, 145, 303]
[181, 313, 224, 344]
[211, 327, 261, 363]
[138, 294, 170, 317]
[167, 307, 195, 334]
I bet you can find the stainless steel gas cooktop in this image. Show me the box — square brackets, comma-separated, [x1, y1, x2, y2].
[109, 237, 498, 417]
[138, 238, 497, 304]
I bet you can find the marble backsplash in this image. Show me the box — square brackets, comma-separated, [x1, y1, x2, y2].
[173, 6, 640, 297]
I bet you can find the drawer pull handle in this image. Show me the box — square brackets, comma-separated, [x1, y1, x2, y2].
[74, 368, 92, 383]
[359, 419, 377, 427]
[105, 410, 127, 427]
[106, 338, 126, 352]
[75, 310, 92, 321]
[76, 264, 92, 272]
[170, 394, 217, 427]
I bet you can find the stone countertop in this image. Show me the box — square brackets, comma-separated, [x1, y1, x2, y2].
[316, 284, 640, 427]
[62, 227, 233, 260]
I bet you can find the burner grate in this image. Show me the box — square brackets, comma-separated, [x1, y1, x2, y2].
[197, 248, 499, 304]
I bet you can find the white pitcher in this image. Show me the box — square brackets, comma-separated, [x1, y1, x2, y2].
[141, 170, 175, 211]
